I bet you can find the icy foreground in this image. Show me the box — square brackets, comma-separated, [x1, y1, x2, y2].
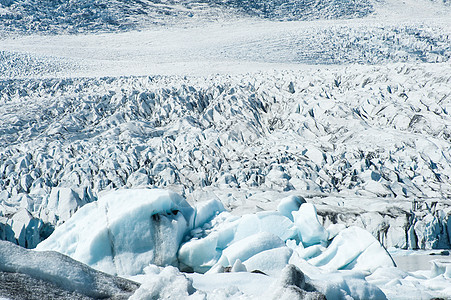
[32, 188, 450, 299]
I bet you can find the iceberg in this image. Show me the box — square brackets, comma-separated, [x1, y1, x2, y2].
[37, 189, 194, 276]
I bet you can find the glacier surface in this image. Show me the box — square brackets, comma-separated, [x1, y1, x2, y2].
[0, 0, 450, 298]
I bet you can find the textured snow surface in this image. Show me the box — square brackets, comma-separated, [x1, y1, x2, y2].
[1, 19, 450, 78]
[0, 0, 375, 35]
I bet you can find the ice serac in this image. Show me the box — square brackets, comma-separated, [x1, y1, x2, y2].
[36, 189, 194, 276]
[1, 208, 53, 249]
[42, 187, 89, 224]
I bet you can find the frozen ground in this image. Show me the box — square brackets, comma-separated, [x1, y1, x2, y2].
[0, 0, 450, 299]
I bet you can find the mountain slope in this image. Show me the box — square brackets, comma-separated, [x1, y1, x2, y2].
[0, 0, 374, 34]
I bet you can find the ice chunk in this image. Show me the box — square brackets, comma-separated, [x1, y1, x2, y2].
[178, 233, 223, 273]
[233, 211, 297, 243]
[130, 265, 198, 299]
[310, 270, 387, 300]
[292, 203, 328, 247]
[180, 210, 297, 273]
[231, 259, 247, 273]
[212, 232, 286, 270]
[289, 253, 387, 300]
[179, 213, 240, 273]
[308, 226, 394, 272]
[277, 195, 306, 221]
[37, 189, 194, 276]
[193, 199, 225, 229]
[366, 266, 450, 300]
[295, 244, 325, 260]
[430, 259, 451, 278]
[243, 246, 293, 276]
[188, 271, 274, 298]
[7, 208, 47, 249]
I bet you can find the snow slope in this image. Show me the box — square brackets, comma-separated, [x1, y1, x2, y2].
[1, 18, 450, 78]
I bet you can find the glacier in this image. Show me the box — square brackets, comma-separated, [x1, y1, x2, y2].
[0, 0, 450, 298]
[1, 64, 450, 252]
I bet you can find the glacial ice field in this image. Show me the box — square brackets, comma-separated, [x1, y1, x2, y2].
[0, 0, 451, 299]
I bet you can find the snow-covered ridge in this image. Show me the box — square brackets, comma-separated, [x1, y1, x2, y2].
[0, 63, 450, 250]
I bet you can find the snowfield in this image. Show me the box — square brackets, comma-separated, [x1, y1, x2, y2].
[0, 0, 450, 299]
